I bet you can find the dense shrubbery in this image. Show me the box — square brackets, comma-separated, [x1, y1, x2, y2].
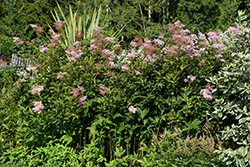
[207, 51, 250, 166]
[1, 16, 249, 166]
[1, 1, 250, 165]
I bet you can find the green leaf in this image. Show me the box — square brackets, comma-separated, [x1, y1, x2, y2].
[137, 108, 149, 119]
[239, 158, 246, 167]
[60, 134, 73, 145]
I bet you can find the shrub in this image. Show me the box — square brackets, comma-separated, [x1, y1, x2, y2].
[206, 52, 250, 167]
[0, 20, 241, 163]
[137, 128, 224, 166]
[0, 139, 104, 167]
[0, 35, 14, 56]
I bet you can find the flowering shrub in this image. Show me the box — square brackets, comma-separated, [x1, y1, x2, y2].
[0, 19, 247, 164]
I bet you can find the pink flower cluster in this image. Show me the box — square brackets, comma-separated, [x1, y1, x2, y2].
[31, 86, 45, 95]
[227, 26, 240, 34]
[70, 86, 87, 107]
[32, 101, 44, 114]
[129, 106, 137, 114]
[13, 37, 24, 45]
[56, 71, 67, 80]
[200, 83, 215, 100]
[39, 45, 49, 53]
[99, 84, 110, 95]
[212, 43, 226, 53]
[51, 34, 61, 43]
[32, 64, 40, 73]
[0, 59, 7, 67]
[127, 52, 137, 58]
[88, 27, 115, 54]
[66, 46, 83, 61]
[30, 24, 44, 34]
[121, 64, 129, 71]
[184, 75, 196, 82]
[70, 86, 86, 97]
[101, 49, 114, 59]
[153, 39, 165, 46]
[76, 96, 88, 107]
[54, 20, 66, 30]
[207, 31, 219, 42]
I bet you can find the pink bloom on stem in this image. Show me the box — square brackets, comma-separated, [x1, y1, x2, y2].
[32, 64, 40, 73]
[214, 54, 223, 59]
[144, 38, 152, 44]
[133, 70, 141, 75]
[129, 106, 137, 114]
[101, 49, 113, 59]
[207, 32, 218, 42]
[39, 45, 49, 53]
[70, 86, 85, 97]
[31, 86, 45, 95]
[127, 52, 137, 58]
[32, 101, 44, 114]
[77, 96, 87, 107]
[200, 89, 213, 100]
[108, 60, 115, 66]
[114, 44, 121, 54]
[200, 83, 215, 100]
[130, 41, 137, 47]
[187, 75, 196, 82]
[73, 41, 80, 46]
[13, 37, 20, 43]
[153, 39, 164, 46]
[15, 41, 25, 45]
[179, 29, 190, 36]
[30, 24, 38, 29]
[198, 32, 206, 40]
[48, 29, 54, 35]
[105, 37, 115, 43]
[70, 87, 80, 97]
[173, 20, 185, 29]
[189, 34, 197, 40]
[184, 75, 196, 82]
[0, 60, 7, 67]
[30, 24, 44, 34]
[205, 83, 215, 91]
[56, 71, 67, 79]
[88, 44, 98, 52]
[227, 26, 238, 34]
[99, 84, 110, 95]
[212, 43, 226, 52]
[77, 86, 86, 93]
[52, 34, 61, 43]
[121, 64, 129, 71]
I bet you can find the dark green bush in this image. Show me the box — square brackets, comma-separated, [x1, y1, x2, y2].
[0, 35, 15, 60]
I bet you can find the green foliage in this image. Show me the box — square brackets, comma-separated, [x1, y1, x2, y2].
[137, 129, 224, 166]
[207, 52, 250, 166]
[0, 0, 32, 39]
[0, 140, 85, 166]
[0, 20, 244, 165]
[0, 35, 14, 57]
